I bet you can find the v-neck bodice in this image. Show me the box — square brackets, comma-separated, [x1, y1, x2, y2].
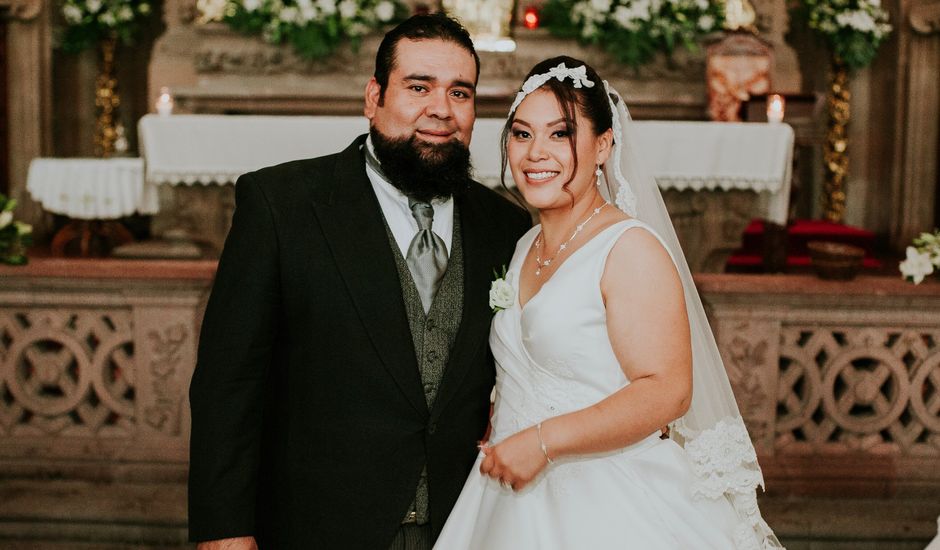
[488, 219, 664, 443]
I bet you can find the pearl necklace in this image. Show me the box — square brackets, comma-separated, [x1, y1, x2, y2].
[534, 203, 609, 276]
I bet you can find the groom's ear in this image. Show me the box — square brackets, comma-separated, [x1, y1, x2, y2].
[364, 77, 381, 120]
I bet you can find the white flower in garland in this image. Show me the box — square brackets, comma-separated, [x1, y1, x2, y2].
[117, 5, 134, 20]
[279, 5, 299, 22]
[62, 4, 83, 23]
[698, 13, 715, 30]
[375, 0, 394, 21]
[338, 0, 357, 19]
[317, 0, 337, 15]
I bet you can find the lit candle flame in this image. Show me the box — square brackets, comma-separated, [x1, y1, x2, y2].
[155, 86, 174, 116]
[767, 94, 785, 123]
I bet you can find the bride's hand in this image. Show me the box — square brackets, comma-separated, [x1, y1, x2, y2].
[478, 427, 548, 491]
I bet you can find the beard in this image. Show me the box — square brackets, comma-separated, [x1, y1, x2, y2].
[369, 126, 473, 203]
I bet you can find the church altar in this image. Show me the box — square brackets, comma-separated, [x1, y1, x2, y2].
[138, 114, 793, 271]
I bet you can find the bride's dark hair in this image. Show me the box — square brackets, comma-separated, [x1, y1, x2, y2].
[500, 56, 615, 203]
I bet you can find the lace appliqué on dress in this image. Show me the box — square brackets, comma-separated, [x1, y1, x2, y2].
[676, 416, 785, 550]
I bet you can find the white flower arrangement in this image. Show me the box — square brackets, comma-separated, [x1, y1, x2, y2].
[58, 0, 152, 53]
[796, 0, 891, 69]
[489, 266, 514, 313]
[900, 230, 940, 285]
[200, 0, 403, 60]
[543, 0, 724, 68]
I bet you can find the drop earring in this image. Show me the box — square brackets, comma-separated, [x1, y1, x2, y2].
[595, 165, 603, 185]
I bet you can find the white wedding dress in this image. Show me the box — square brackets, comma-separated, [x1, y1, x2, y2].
[434, 220, 750, 549]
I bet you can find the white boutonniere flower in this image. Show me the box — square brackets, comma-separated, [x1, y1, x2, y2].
[489, 266, 514, 313]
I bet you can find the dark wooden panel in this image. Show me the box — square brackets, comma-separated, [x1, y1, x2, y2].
[0, 21, 8, 196]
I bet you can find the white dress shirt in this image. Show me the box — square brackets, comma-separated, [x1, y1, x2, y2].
[363, 135, 454, 256]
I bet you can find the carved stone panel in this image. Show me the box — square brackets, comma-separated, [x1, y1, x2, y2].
[0, 309, 136, 438]
[133, 307, 197, 440]
[776, 327, 940, 456]
[712, 318, 781, 453]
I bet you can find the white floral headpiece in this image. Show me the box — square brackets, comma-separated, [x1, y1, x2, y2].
[508, 63, 595, 114]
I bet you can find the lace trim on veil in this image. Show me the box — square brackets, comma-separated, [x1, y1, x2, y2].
[675, 416, 784, 549]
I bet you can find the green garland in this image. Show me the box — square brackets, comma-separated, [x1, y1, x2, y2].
[543, 0, 725, 68]
[58, 0, 152, 53]
[202, 0, 407, 60]
[794, 0, 891, 70]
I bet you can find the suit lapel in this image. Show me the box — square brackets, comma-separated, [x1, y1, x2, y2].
[431, 189, 497, 420]
[309, 136, 428, 417]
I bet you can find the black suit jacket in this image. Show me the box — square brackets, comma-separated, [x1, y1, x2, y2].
[188, 135, 530, 549]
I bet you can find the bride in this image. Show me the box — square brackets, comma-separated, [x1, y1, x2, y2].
[433, 57, 783, 549]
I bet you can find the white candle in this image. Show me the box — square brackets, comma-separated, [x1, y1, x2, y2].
[155, 87, 174, 116]
[767, 94, 785, 123]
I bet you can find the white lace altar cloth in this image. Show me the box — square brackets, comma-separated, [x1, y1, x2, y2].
[139, 115, 369, 185]
[26, 158, 158, 220]
[139, 115, 793, 223]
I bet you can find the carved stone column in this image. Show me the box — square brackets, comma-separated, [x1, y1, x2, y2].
[892, 0, 940, 248]
[0, 0, 53, 234]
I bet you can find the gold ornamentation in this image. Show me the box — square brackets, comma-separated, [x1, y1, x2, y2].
[94, 36, 121, 158]
[823, 58, 850, 223]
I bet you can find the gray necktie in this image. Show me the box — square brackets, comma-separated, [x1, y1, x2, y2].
[407, 200, 448, 314]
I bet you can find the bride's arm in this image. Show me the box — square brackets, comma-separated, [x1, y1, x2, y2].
[480, 228, 691, 489]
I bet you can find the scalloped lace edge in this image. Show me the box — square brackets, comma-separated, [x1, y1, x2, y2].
[675, 416, 785, 550]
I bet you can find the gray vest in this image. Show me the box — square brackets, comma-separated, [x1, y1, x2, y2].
[383, 210, 464, 525]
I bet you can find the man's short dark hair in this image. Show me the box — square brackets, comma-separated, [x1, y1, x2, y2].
[373, 13, 480, 102]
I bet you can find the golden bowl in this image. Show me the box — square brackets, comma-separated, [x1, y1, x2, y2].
[807, 240, 865, 280]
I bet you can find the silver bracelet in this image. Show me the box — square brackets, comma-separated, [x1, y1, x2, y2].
[536, 422, 555, 464]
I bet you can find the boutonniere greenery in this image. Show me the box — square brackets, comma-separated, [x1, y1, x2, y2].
[489, 265, 514, 313]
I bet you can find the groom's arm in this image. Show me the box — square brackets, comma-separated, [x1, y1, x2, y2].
[189, 172, 280, 543]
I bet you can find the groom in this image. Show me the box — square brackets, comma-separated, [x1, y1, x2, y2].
[188, 13, 531, 550]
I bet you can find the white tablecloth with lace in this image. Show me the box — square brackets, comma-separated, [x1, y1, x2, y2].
[139, 115, 793, 223]
[26, 158, 158, 219]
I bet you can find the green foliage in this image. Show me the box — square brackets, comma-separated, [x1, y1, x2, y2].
[0, 194, 32, 266]
[542, 0, 724, 68]
[215, 0, 405, 61]
[58, 0, 153, 53]
[793, 0, 891, 70]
